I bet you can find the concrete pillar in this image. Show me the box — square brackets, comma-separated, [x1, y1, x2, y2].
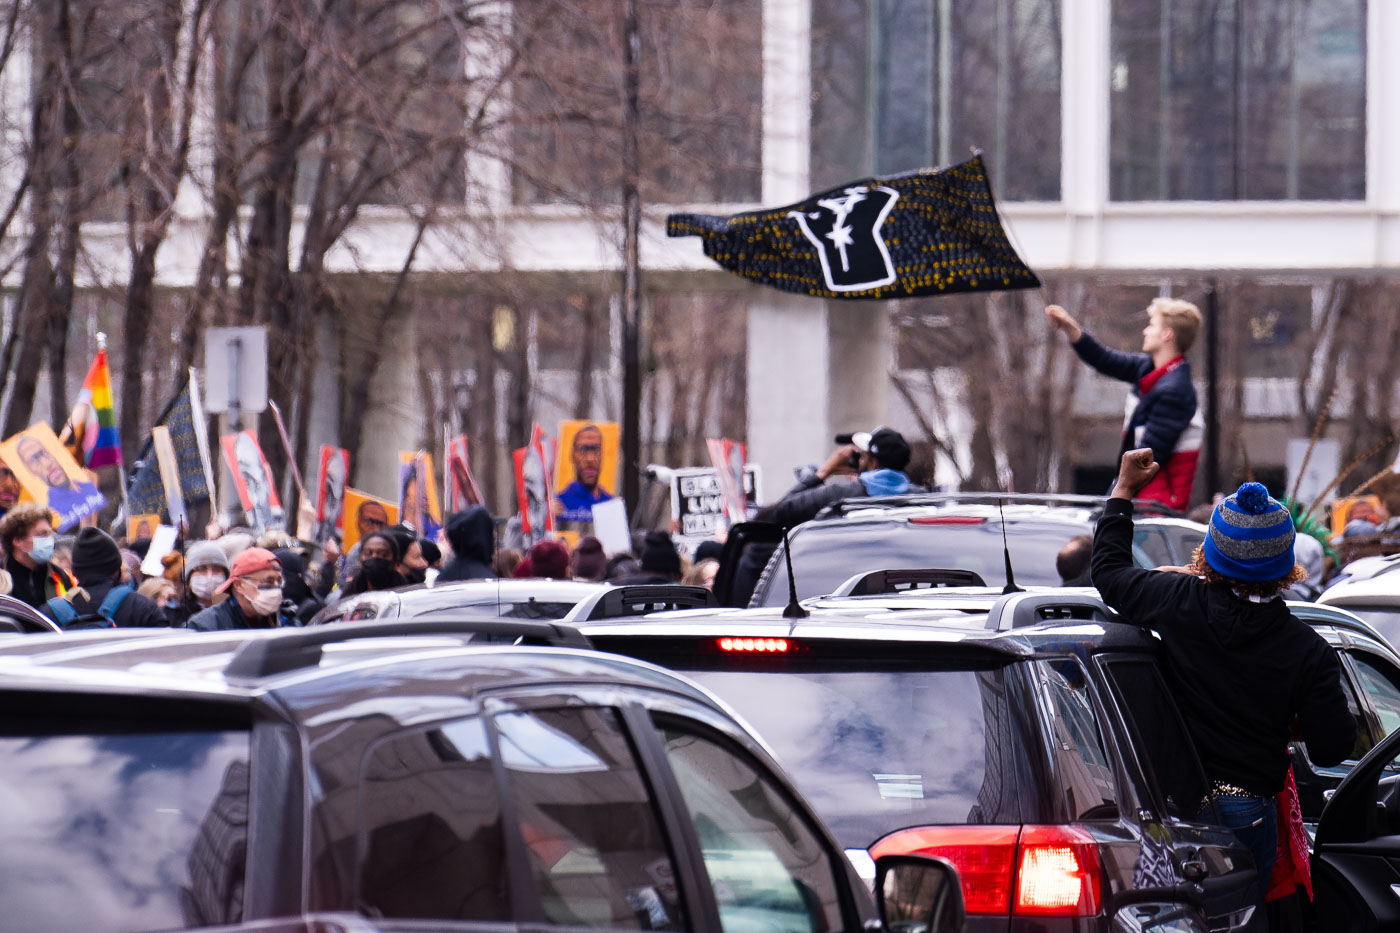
[745, 0, 891, 500]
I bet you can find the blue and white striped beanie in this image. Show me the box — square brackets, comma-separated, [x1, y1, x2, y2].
[1202, 482, 1296, 582]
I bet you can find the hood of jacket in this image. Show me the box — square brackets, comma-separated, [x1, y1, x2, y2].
[445, 506, 495, 563]
[1204, 582, 1292, 646]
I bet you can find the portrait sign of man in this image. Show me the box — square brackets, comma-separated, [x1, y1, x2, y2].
[553, 420, 619, 524]
[220, 431, 282, 532]
[314, 446, 349, 543]
[340, 488, 397, 552]
[0, 424, 106, 530]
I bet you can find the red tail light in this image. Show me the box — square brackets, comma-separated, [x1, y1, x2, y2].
[717, 636, 789, 653]
[871, 824, 1102, 917]
[1015, 825, 1101, 916]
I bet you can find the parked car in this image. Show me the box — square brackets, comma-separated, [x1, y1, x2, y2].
[0, 619, 962, 933]
[0, 593, 60, 632]
[738, 493, 1205, 608]
[309, 579, 609, 625]
[582, 588, 1258, 931]
[1317, 567, 1400, 651]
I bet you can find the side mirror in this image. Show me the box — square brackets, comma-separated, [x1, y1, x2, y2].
[874, 854, 965, 933]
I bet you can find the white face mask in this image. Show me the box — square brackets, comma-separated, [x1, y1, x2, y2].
[189, 574, 222, 600]
[244, 583, 283, 617]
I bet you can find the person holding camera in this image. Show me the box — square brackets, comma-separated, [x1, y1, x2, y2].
[765, 426, 920, 527]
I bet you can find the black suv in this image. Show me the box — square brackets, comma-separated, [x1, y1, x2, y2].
[0, 620, 961, 933]
[581, 588, 1399, 931]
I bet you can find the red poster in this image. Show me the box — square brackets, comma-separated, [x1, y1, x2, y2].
[220, 430, 282, 530]
[513, 424, 554, 536]
[447, 435, 484, 513]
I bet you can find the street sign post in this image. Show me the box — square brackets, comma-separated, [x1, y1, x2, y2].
[203, 326, 268, 428]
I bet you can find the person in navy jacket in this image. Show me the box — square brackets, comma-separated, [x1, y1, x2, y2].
[1047, 297, 1204, 510]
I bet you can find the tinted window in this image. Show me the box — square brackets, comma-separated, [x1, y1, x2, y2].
[359, 718, 509, 920]
[624, 645, 1036, 845]
[1345, 609, 1400, 653]
[417, 601, 576, 620]
[1038, 660, 1120, 819]
[1133, 528, 1172, 568]
[659, 723, 843, 933]
[1102, 659, 1209, 821]
[0, 726, 249, 930]
[759, 519, 1092, 605]
[1352, 652, 1400, 739]
[497, 707, 684, 930]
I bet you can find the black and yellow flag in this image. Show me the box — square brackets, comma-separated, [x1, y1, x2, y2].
[667, 154, 1039, 301]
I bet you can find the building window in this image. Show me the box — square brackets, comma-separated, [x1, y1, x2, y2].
[813, 0, 1061, 200]
[1110, 0, 1366, 201]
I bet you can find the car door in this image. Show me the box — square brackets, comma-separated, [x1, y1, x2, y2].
[1312, 724, 1400, 929]
[1096, 656, 1259, 932]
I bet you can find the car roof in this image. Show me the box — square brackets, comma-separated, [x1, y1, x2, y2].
[318, 579, 611, 621]
[1318, 572, 1400, 608]
[0, 623, 731, 715]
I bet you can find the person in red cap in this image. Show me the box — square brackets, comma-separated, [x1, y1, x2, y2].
[186, 546, 288, 631]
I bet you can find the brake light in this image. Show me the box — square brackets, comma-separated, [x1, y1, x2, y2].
[717, 637, 789, 653]
[870, 824, 1102, 917]
[908, 516, 986, 525]
[870, 825, 1017, 914]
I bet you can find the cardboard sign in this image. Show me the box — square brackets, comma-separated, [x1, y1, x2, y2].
[152, 425, 187, 529]
[220, 430, 282, 531]
[591, 497, 631, 555]
[398, 451, 442, 539]
[342, 488, 398, 552]
[127, 513, 161, 541]
[314, 445, 350, 543]
[513, 424, 554, 537]
[0, 423, 107, 531]
[446, 435, 484, 513]
[553, 420, 620, 523]
[671, 465, 762, 549]
[139, 525, 180, 577]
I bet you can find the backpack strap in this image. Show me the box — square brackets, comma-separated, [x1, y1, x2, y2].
[97, 584, 134, 623]
[45, 596, 77, 625]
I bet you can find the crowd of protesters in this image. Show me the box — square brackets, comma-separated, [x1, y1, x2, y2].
[0, 491, 706, 630]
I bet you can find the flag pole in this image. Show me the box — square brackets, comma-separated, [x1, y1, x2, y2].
[268, 399, 306, 501]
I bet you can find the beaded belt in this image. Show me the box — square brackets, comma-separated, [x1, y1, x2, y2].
[1211, 780, 1265, 798]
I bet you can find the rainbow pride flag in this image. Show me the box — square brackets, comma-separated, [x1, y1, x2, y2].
[70, 345, 122, 469]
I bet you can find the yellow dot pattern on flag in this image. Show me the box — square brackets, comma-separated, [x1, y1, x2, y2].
[666, 153, 1039, 300]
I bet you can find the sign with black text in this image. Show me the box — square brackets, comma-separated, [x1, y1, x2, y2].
[670, 465, 762, 551]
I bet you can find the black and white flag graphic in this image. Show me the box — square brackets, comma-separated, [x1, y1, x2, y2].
[667, 153, 1039, 300]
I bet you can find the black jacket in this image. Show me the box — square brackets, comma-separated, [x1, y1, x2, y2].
[41, 576, 169, 629]
[186, 596, 282, 631]
[770, 472, 922, 528]
[1072, 331, 1197, 467]
[1093, 498, 1355, 795]
[438, 506, 496, 583]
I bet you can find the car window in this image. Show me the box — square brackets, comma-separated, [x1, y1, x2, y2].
[1344, 608, 1400, 653]
[1133, 528, 1173, 568]
[1101, 659, 1210, 822]
[643, 654, 1036, 845]
[358, 717, 510, 921]
[1351, 652, 1400, 739]
[0, 722, 250, 930]
[658, 722, 844, 933]
[1038, 659, 1120, 819]
[417, 601, 577, 620]
[496, 707, 686, 930]
[758, 520, 1093, 605]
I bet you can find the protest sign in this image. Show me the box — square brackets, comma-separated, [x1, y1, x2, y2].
[446, 435, 484, 513]
[314, 446, 350, 543]
[127, 514, 161, 541]
[513, 424, 553, 538]
[671, 465, 762, 551]
[591, 498, 631, 555]
[220, 430, 282, 531]
[398, 451, 442, 539]
[342, 488, 398, 552]
[0, 423, 106, 531]
[553, 420, 620, 523]
[705, 437, 749, 525]
[139, 525, 180, 577]
[152, 426, 187, 530]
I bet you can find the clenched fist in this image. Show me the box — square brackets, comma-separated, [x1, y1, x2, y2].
[1111, 448, 1160, 500]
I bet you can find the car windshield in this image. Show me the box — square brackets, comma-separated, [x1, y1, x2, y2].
[602, 641, 1035, 848]
[1344, 608, 1400, 650]
[755, 519, 1095, 606]
[0, 723, 250, 931]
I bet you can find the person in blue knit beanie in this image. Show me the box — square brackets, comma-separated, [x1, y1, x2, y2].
[1092, 449, 1355, 916]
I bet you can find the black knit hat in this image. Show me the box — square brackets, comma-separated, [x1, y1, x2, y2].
[640, 531, 681, 575]
[70, 527, 123, 580]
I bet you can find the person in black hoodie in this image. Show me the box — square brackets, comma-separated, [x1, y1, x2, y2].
[1093, 449, 1355, 912]
[40, 528, 167, 628]
[437, 507, 496, 582]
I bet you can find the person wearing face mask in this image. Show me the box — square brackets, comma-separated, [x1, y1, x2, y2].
[182, 539, 232, 618]
[187, 547, 288, 631]
[40, 528, 167, 628]
[340, 531, 407, 597]
[0, 503, 74, 608]
[274, 547, 323, 625]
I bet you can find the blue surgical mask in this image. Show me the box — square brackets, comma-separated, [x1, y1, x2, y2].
[29, 535, 55, 563]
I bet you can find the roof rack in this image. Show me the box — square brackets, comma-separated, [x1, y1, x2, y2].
[831, 568, 989, 597]
[224, 618, 592, 679]
[564, 585, 717, 623]
[989, 593, 1116, 631]
[817, 491, 1186, 520]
